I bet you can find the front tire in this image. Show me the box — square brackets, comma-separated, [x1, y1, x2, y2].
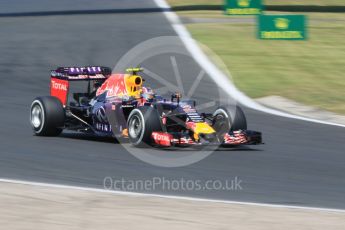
[127, 107, 162, 146]
[212, 105, 247, 139]
[30, 96, 65, 136]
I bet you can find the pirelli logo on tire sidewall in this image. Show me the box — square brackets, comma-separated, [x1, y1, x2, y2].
[225, 0, 263, 15]
[258, 15, 307, 40]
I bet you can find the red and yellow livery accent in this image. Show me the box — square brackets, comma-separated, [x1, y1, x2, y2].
[96, 74, 143, 98]
[50, 78, 69, 106]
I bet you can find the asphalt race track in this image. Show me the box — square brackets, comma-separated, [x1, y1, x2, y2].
[1, 0, 345, 209]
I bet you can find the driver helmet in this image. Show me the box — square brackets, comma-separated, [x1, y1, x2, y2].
[141, 87, 155, 101]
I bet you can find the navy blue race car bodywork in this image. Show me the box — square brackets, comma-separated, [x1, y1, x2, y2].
[30, 66, 262, 147]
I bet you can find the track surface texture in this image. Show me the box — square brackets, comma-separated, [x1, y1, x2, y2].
[0, 0, 344, 209]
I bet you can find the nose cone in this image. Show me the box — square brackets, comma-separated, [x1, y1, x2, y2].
[193, 122, 216, 134]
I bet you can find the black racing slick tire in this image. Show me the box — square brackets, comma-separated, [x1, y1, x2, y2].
[212, 105, 247, 138]
[30, 96, 65, 136]
[127, 106, 162, 147]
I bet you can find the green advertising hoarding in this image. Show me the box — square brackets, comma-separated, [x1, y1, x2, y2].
[225, 0, 263, 15]
[258, 15, 307, 40]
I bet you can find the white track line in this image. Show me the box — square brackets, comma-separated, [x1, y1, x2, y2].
[154, 0, 345, 128]
[3, 1, 343, 216]
[1, 178, 344, 213]
[0, 178, 345, 213]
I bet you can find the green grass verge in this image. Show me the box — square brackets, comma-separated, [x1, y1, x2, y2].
[168, 0, 345, 7]
[167, 0, 345, 114]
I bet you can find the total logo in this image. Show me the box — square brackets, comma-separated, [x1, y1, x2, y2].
[152, 132, 172, 142]
[51, 80, 68, 91]
[238, 0, 251, 7]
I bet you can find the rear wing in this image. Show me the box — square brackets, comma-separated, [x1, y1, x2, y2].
[51, 66, 112, 80]
[50, 66, 112, 106]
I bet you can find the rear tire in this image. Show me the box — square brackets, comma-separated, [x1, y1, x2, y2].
[30, 96, 65, 136]
[127, 107, 162, 147]
[212, 105, 247, 139]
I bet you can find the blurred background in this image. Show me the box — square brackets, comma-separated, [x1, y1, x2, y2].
[168, 0, 345, 114]
[1, 1, 345, 229]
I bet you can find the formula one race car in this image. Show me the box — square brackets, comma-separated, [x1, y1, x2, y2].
[30, 66, 262, 147]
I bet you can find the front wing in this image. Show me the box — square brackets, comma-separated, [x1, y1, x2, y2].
[151, 130, 262, 147]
